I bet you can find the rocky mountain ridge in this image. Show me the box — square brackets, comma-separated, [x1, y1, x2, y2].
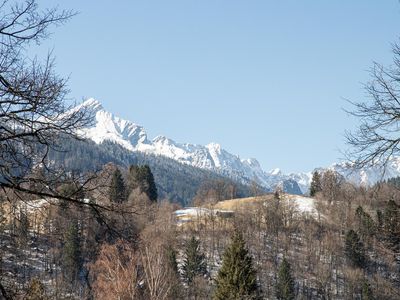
[72, 98, 400, 194]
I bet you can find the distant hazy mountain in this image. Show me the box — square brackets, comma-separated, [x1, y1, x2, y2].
[71, 98, 400, 194]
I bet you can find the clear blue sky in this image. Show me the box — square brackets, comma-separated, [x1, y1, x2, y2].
[35, 0, 400, 173]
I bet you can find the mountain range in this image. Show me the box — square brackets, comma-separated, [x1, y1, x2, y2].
[71, 98, 400, 195]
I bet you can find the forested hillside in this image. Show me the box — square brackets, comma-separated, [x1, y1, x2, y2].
[1, 169, 399, 299]
[47, 138, 260, 205]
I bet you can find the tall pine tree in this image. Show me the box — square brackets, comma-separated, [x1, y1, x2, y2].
[383, 199, 400, 251]
[109, 168, 127, 203]
[345, 229, 366, 268]
[62, 221, 81, 283]
[181, 236, 207, 284]
[309, 171, 322, 197]
[142, 165, 158, 202]
[128, 165, 158, 202]
[276, 258, 295, 300]
[214, 231, 259, 300]
[355, 206, 375, 240]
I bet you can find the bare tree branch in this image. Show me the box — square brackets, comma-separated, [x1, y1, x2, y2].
[0, 1, 140, 248]
[345, 41, 400, 170]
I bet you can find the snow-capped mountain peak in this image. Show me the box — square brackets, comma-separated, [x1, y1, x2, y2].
[77, 98, 104, 112]
[206, 142, 222, 152]
[242, 158, 261, 169]
[72, 98, 400, 195]
[74, 99, 284, 188]
[76, 98, 149, 152]
[152, 135, 169, 144]
[270, 168, 282, 176]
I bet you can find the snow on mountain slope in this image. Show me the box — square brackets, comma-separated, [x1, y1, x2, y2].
[75, 98, 150, 151]
[75, 98, 282, 189]
[72, 98, 400, 193]
[329, 157, 400, 186]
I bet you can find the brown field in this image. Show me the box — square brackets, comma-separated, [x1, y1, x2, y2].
[212, 194, 274, 210]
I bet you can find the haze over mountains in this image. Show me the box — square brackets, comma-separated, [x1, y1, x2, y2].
[74, 98, 400, 194]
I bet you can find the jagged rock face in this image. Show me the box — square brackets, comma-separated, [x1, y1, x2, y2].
[75, 99, 150, 151]
[71, 98, 400, 194]
[279, 179, 303, 195]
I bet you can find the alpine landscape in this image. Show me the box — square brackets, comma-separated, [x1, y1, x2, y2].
[0, 1, 399, 299]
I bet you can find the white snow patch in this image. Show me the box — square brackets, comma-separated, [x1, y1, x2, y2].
[174, 207, 234, 225]
[291, 196, 317, 216]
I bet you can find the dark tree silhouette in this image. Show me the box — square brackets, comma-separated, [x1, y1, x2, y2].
[62, 221, 82, 283]
[0, 1, 124, 233]
[0, 0, 87, 195]
[276, 258, 295, 300]
[109, 168, 127, 203]
[0, 0, 113, 214]
[382, 200, 400, 251]
[345, 229, 366, 268]
[346, 42, 400, 169]
[0, 2, 107, 297]
[310, 171, 322, 197]
[355, 206, 376, 240]
[128, 165, 158, 202]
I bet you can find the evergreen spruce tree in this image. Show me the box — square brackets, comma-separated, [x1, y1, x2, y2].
[62, 221, 81, 283]
[142, 165, 158, 202]
[345, 229, 366, 268]
[181, 236, 207, 284]
[109, 168, 127, 203]
[309, 171, 322, 197]
[213, 231, 259, 300]
[128, 164, 158, 202]
[383, 199, 400, 251]
[355, 206, 376, 240]
[276, 258, 295, 300]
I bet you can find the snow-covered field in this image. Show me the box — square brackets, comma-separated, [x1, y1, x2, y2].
[174, 207, 234, 225]
[289, 195, 318, 216]
[175, 195, 318, 225]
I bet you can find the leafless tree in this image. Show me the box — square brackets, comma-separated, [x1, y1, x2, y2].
[0, 1, 93, 200]
[140, 241, 173, 300]
[0, 1, 127, 224]
[88, 239, 142, 300]
[345, 42, 400, 169]
[0, 2, 120, 298]
[139, 203, 180, 300]
[321, 170, 343, 204]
